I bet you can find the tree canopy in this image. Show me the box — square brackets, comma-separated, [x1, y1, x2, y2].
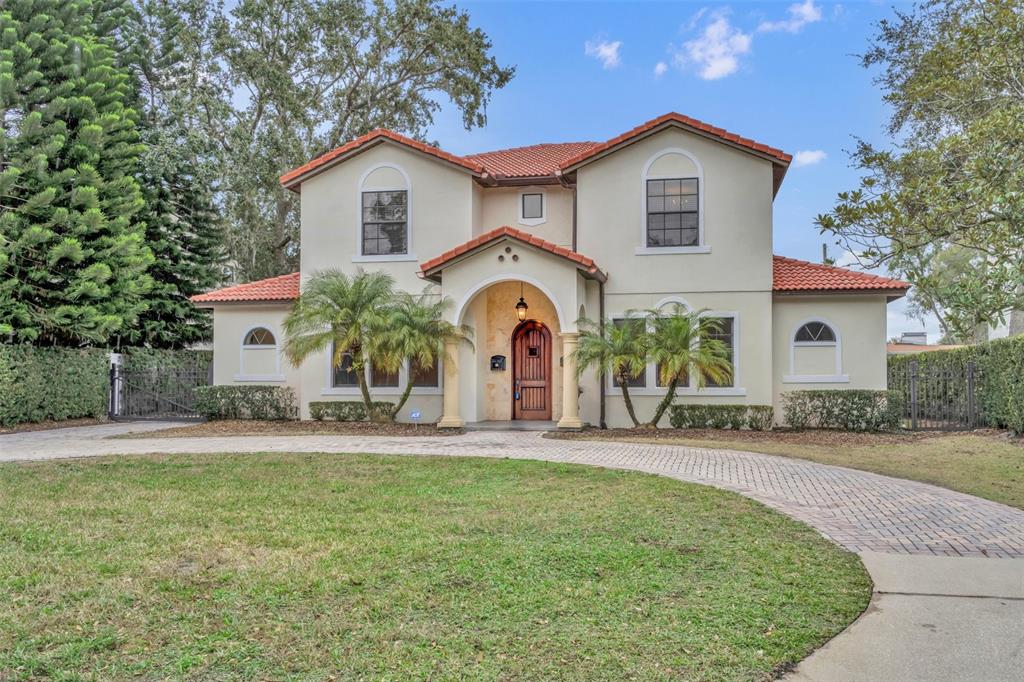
[816, 0, 1024, 341]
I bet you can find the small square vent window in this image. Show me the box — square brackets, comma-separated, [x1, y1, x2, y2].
[522, 193, 543, 220]
[527, 346, 540, 357]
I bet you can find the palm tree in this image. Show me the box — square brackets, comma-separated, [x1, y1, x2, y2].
[645, 305, 733, 427]
[572, 314, 649, 427]
[372, 290, 472, 420]
[282, 269, 394, 419]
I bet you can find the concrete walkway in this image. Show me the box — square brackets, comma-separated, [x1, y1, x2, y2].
[1, 422, 1022, 680]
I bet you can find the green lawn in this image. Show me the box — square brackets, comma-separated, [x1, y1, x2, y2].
[0, 453, 869, 680]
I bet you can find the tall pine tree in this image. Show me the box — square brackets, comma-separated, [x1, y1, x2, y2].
[0, 0, 154, 345]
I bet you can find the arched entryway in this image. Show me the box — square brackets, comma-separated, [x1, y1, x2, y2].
[511, 320, 552, 420]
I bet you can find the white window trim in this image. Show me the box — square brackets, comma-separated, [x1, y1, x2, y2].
[355, 162, 415, 262]
[604, 308, 744, 396]
[235, 324, 285, 382]
[636, 147, 708, 256]
[517, 190, 546, 227]
[322, 351, 442, 396]
[783, 317, 849, 384]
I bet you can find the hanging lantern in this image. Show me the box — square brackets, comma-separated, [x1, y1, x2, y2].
[515, 282, 528, 321]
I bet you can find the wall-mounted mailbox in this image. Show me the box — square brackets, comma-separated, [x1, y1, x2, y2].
[490, 355, 506, 371]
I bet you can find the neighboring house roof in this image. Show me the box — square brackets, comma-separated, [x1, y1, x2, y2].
[420, 226, 606, 282]
[887, 343, 966, 354]
[190, 254, 910, 305]
[280, 129, 485, 191]
[465, 142, 601, 181]
[190, 272, 301, 305]
[280, 112, 792, 192]
[772, 255, 911, 297]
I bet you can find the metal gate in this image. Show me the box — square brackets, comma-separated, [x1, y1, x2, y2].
[109, 364, 210, 420]
[887, 360, 981, 430]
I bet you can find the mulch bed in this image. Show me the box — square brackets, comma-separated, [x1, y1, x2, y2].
[113, 420, 464, 439]
[0, 417, 108, 435]
[546, 426, 968, 447]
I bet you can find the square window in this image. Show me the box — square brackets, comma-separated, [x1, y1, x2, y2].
[527, 346, 539, 357]
[522, 193, 543, 220]
[410, 359, 439, 388]
[371, 363, 399, 388]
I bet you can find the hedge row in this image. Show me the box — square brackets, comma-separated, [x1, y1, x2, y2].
[121, 348, 213, 375]
[888, 335, 1024, 433]
[0, 346, 110, 427]
[194, 385, 297, 420]
[308, 401, 394, 422]
[782, 390, 902, 432]
[668, 404, 774, 431]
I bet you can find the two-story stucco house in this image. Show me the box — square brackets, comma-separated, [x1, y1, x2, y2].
[192, 112, 910, 428]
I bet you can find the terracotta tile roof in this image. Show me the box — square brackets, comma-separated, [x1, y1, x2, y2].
[420, 226, 605, 280]
[558, 112, 793, 170]
[887, 343, 966, 354]
[465, 142, 601, 179]
[280, 129, 485, 190]
[190, 272, 300, 304]
[773, 255, 911, 294]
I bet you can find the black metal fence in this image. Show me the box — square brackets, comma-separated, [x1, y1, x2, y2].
[887, 360, 981, 430]
[109, 364, 211, 420]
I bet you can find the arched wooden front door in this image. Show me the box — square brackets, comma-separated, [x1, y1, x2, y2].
[512, 320, 552, 420]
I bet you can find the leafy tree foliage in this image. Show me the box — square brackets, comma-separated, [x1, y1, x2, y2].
[816, 0, 1024, 340]
[159, 0, 514, 281]
[0, 0, 154, 345]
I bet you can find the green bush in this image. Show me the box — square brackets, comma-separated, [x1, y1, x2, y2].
[308, 400, 394, 422]
[781, 390, 902, 432]
[888, 335, 1024, 434]
[0, 346, 110, 427]
[668, 404, 774, 430]
[195, 386, 297, 420]
[121, 348, 212, 375]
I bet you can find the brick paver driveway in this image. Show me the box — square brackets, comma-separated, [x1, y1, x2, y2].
[2, 422, 1023, 558]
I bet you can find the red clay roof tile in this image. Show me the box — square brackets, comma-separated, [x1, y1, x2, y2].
[190, 272, 300, 304]
[772, 255, 910, 293]
[419, 226, 604, 279]
[465, 142, 601, 178]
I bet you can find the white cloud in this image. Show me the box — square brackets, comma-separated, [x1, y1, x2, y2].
[793, 149, 827, 167]
[653, 61, 668, 77]
[584, 39, 622, 69]
[678, 11, 752, 80]
[758, 0, 823, 33]
[832, 249, 861, 268]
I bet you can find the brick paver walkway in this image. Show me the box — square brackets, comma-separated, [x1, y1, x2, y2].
[3, 423, 1023, 558]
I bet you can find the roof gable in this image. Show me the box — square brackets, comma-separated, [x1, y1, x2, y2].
[419, 226, 605, 282]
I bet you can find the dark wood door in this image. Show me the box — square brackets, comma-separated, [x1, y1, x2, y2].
[512, 320, 552, 420]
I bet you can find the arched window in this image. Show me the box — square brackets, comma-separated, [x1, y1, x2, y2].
[243, 327, 276, 346]
[237, 325, 283, 381]
[794, 321, 836, 344]
[357, 162, 412, 260]
[785, 318, 848, 384]
[638, 148, 708, 255]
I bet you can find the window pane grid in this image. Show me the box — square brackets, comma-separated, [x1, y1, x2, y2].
[646, 178, 698, 247]
[362, 190, 408, 255]
[410, 359, 439, 387]
[705, 317, 734, 388]
[332, 352, 359, 387]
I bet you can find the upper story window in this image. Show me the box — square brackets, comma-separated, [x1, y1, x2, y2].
[646, 179, 698, 247]
[361, 190, 408, 256]
[518, 190, 546, 227]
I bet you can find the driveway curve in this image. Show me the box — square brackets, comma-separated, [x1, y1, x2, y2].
[2, 421, 1023, 558]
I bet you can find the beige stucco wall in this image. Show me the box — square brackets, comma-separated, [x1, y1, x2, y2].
[210, 304, 301, 399]
[299, 141, 477, 293]
[575, 126, 775, 295]
[772, 295, 890, 420]
[475, 185, 574, 248]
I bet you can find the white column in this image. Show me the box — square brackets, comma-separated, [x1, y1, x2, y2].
[557, 332, 583, 429]
[437, 338, 464, 428]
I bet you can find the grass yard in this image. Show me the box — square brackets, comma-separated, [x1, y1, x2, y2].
[552, 430, 1024, 510]
[0, 453, 869, 680]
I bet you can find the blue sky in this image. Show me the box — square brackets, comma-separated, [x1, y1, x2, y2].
[426, 0, 935, 341]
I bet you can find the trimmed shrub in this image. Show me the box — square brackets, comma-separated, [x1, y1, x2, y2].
[782, 390, 902, 432]
[121, 348, 212, 375]
[668, 404, 774, 430]
[0, 346, 110, 427]
[195, 386, 297, 420]
[888, 335, 1024, 434]
[308, 400, 394, 422]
